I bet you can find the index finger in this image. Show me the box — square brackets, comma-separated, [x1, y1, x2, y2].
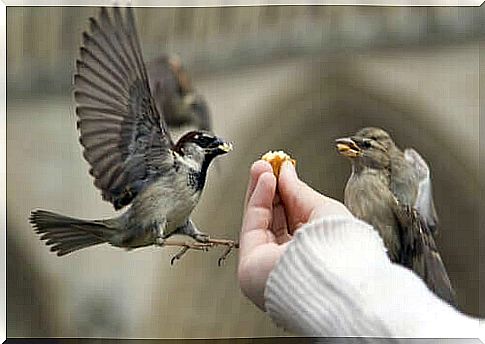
[240, 171, 277, 258]
[244, 160, 273, 210]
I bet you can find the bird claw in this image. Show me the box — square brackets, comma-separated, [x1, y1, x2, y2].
[193, 233, 239, 265]
[169, 241, 213, 265]
[206, 239, 238, 266]
[170, 246, 189, 265]
[217, 246, 232, 266]
[163, 236, 238, 265]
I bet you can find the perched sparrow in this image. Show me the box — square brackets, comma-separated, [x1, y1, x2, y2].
[336, 127, 456, 305]
[30, 7, 236, 265]
[147, 54, 212, 132]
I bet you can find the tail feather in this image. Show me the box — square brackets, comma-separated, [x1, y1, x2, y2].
[30, 209, 112, 256]
[45, 234, 92, 245]
[51, 237, 104, 256]
[40, 229, 97, 241]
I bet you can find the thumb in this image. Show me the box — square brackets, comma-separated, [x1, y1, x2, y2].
[277, 161, 315, 231]
[278, 160, 318, 205]
[278, 160, 351, 231]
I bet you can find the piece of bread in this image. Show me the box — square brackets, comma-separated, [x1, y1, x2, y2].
[261, 150, 296, 177]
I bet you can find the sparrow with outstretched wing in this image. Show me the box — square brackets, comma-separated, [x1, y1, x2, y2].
[30, 7, 236, 265]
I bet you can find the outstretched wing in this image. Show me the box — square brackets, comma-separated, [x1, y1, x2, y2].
[74, 7, 175, 210]
[394, 203, 456, 306]
[404, 148, 439, 235]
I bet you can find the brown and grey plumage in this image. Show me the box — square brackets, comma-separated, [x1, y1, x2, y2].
[336, 127, 455, 306]
[147, 54, 212, 132]
[356, 127, 439, 234]
[29, 7, 235, 265]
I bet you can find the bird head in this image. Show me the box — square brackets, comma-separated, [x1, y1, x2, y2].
[335, 127, 393, 170]
[175, 131, 233, 161]
[355, 127, 395, 150]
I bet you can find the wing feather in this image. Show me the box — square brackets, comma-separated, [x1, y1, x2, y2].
[82, 31, 130, 82]
[394, 202, 456, 306]
[74, 74, 126, 106]
[79, 46, 128, 88]
[74, 7, 174, 210]
[404, 148, 439, 234]
[76, 57, 128, 97]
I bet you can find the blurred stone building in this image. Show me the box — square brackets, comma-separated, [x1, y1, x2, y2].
[7, 5, 483, 338]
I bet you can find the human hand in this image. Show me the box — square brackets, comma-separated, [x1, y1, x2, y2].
[238, 159, 353, 310]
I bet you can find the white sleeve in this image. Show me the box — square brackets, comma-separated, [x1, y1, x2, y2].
[264, 216, 481, 338]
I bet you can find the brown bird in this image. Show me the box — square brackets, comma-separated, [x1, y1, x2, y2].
[147, 54, 212, 132]
[336, 127, 456, 306]
[29, 7, 236, 265]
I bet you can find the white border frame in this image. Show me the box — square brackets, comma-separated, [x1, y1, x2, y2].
[1, 1, 484, 343]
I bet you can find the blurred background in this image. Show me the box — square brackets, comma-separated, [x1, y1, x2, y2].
[6, 5, 483, 339]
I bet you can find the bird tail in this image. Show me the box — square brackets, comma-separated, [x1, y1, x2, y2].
[423, 246, 457, 307]
[29, 209, 116, 256]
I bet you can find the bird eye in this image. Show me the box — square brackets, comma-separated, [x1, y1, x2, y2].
[194, 134, 213, 147]
[362, 140, 372, 149]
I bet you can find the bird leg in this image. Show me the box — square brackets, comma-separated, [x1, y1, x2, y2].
[160, 240, 213, 265]
[154, 219, 167, 246]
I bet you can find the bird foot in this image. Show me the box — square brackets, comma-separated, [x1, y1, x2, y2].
[195, 237, 239, 266]
[158, 240, 213, 265]
[216, 240, 238, 266]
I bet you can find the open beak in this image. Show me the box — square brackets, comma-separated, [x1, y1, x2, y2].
[335, 137, 361, 158]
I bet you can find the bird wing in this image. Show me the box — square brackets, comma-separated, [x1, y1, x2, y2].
[393, 202, 456, 306]
[404, 148, 439, 235]
[74, 7, 175, 210]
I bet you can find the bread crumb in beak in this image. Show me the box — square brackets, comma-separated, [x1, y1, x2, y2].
[261, 150, 296, 177]
[335, 138, 361, 158]
[218, 142, 233, 152]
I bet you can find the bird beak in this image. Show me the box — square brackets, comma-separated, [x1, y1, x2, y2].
[206, 137, 233, 156]
[218, 142, 233, 153]
[335, 137, 362, 158]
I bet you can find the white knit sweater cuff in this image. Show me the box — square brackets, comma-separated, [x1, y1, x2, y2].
[264, 215, 391, 336]
[263, 216, 480, 338]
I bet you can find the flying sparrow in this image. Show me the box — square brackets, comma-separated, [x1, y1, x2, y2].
[30, 7, 236, 265]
